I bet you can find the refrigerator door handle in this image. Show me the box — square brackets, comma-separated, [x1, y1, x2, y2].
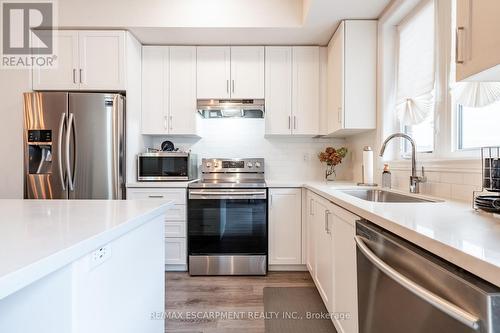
[57, 112, 66, 191]
[111, 95, 121, 199]
[66, 113, 75, 191]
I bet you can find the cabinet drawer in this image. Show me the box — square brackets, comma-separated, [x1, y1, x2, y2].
[127, 188, 186, 205]
[165, 221, 186, 238]
[165, 238, 187, 265]
[165, 205, 186, 221]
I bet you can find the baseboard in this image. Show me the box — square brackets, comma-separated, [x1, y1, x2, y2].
[165, 264, 187, 272]
[268, 264, 308, 271]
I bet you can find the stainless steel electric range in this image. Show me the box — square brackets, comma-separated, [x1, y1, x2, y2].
[187, 158, 267, 276]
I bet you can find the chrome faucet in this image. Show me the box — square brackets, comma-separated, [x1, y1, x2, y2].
[379, 133, 426, 194]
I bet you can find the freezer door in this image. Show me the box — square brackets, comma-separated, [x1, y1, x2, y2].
[24, 92, 69, 199]
[68, 93, 125, 199]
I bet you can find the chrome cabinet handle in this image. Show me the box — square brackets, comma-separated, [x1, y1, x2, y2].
[79, 69, 83, 84]
[294, 116, 297, 130]
[456, 27, 465, 64]
[148, 195, 164, 198]
[72, 69, 77, 84]
[57, 112, 66, 191]
[66, 113, 75, 191]
[288, 116, 291, 129]
[309, 198, 314, 215]
[354, 236, 480, 330]
[164, 116, 167, 130]
[324, 210, 331, 233]
[169, 115, 173, 130]
[226, 80, 229, 94]
[232, 80, 235, 94]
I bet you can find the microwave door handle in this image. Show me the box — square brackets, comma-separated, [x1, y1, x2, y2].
[354, 236, 480, 330]
[57, 112, 66, 191]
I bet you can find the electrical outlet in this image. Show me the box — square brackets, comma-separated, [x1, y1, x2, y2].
[89, 245, 111, 270]
[303, 153, 310, 162]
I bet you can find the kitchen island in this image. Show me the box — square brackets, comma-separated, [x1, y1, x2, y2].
[0, 199, 172, 333]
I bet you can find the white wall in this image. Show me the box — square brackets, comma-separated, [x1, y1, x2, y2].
[147, 118, 349, 181]
[0, 69, 30, 199]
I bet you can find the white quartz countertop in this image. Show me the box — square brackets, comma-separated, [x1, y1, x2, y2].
[285, 181, 500, 287]
[126, 180, 199, 188]
[0, 199, 172, 300]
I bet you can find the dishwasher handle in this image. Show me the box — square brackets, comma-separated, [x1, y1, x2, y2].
[354, 236, 481, 331]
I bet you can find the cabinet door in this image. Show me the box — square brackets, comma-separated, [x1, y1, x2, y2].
[230, 46, 265, 99]
[314, 198, 333, 312]
[32, 31, 79, 90]
[169, 46, 198, 135]
[456, 0, 500, 81]
[269, 188, 302, 265]
[292, 47, 320, 135]
[141, 46, 168, 134]
[78, 31, 125, 90]
[332, 206, 359, 333]
[305, 190, 316, 274]
[196, 46, 231, 99]
[265, 47, 293, 135]
[327, 22, 345, 134]
[165, 238, 187, 265]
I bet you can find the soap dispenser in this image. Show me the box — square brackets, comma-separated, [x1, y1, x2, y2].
[382, 163, 392, 188]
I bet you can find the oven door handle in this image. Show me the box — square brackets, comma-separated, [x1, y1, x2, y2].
[189, 191, 267, 200]
[190, 191, 266, 196]
[354, 236, 480, 330]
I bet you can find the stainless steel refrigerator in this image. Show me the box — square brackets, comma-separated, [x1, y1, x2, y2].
[23, 92, 125, 199]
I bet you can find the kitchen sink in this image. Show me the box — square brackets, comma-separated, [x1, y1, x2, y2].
[340, 189, 438, 203]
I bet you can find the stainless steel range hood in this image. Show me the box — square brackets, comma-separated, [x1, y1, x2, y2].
[197, 99, 265, 119]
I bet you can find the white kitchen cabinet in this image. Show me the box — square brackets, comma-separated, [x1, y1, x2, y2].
[326, 20, 377, 137]
[305, 190, 316, 274]
[78, 31, 125, 90]
[269, 188, 302, 265]
[196, 46, 231, 99]
[265, 47, 293, 135]
[332, 205, 359, 333]
[230, 46, 265, 99]
[127, 188, 188, 271]
[265, 46, 320, 136]
[292, 47, 320, 135]
[32, 30, 126, 91]
[165, 238, 187, 266]
[141, 46, 198, 135]
[313, 195, 334, 312]
[456, 0, 500, 81]
[32, 31, 79, 90]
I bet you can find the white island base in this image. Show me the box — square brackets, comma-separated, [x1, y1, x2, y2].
[0, 200, 171, 333]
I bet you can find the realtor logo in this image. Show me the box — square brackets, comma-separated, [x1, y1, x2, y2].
[1, 0, 56, 68]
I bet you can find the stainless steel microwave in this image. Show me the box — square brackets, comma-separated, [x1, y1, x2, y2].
[137, 152, 198, 181]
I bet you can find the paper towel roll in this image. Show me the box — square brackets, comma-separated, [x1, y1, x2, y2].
[363, 146, 374, 184]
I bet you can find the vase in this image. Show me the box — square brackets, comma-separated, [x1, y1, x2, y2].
[325, 165, 336, 181]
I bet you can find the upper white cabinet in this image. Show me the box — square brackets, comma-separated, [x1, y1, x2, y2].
[141, 46, 198, 136]
[196, 47, 231, 99]
[33, 31, 126, 91]
[268, 188, 302, 265]
[456, 0, 500, 81]
[326, 20, 377, 137]
[230, 47, 265, 98]
[265, 46, 320, 136]
[196, 46, 264, 99]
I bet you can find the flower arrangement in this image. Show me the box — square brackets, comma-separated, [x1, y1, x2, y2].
[318, 147, 348, 181]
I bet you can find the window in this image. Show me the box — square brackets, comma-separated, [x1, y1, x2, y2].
[395, 0, 436, 155]
[457, 101, 500, 149]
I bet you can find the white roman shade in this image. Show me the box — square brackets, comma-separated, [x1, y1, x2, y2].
[453, 82, 500, 108]
[396, 1, 436, 126]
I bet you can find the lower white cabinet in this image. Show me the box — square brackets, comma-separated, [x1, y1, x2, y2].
[127, 187, 188, 271]
[268, 188, 302, 265]
[306, 189, 359, 333]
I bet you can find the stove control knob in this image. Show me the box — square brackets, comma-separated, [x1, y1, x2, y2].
[247, 162, 253, 168]
[214, 162, 219, 168]
[255, 162, 261, 168]
[205, 162, 212, 168]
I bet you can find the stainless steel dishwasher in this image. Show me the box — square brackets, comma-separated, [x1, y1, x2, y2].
[356, 220, 500, 333]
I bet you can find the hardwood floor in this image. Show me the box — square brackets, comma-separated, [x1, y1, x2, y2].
[165, 271, 315, 333]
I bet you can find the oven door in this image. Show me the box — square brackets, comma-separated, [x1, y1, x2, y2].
[137, 154, 189, 181]
[188, 188, 267, 255]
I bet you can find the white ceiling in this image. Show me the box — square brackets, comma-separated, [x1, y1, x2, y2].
[58, 0, 391, 45]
